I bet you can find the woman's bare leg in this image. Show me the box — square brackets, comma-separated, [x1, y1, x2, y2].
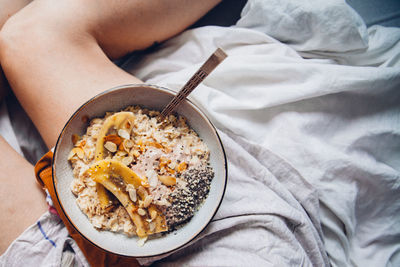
[0, 0, 220, 252]
[0, 0, 32, 27]
[0, 1, 46, 254]
[0, 0, 221, 147]
[0, 0, 32, 101]
[0, 136, 47, 254]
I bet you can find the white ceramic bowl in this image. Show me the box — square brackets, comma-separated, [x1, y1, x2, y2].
[52, 84, 227, 257]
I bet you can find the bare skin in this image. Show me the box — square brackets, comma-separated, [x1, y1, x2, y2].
[0, 0, 32, 27]
[0, 0, 41, 254]
[0, 0, 221, 254]
[0, 136, 48, 253]
[0, 0, 32, 101]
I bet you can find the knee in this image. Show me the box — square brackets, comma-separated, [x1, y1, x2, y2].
[0, 1, 92, 68]
[0, 8, 48, 69]
[0, 14, 24, 65]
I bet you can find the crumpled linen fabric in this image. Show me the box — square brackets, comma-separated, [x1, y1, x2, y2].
[122, 1, 400, 266]
[1, 0, 399, 266]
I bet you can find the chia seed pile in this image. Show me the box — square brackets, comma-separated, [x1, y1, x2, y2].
[166, 166, 214, 230]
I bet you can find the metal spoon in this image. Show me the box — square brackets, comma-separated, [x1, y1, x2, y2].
[159, 48, 227, 119]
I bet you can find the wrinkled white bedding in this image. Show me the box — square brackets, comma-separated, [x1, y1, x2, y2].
[122, 1, 400, 266]
[0, 103, 22, 155]
[1, 0, 399, 266]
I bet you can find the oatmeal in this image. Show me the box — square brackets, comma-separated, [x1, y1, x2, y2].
[68, 106, 214, 242]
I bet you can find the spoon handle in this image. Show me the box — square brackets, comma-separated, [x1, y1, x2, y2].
[160, 48, 227, 119]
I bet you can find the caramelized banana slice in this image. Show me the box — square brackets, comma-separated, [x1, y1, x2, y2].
[86, 159, 149, 189]
[89, 172, 147, 237]
[148, 205, 168, 233]
[96, 185, 110, 208]
[95, 112, 135, 160]
[86, 160, 168, 237]
[94, 112, 135, 206]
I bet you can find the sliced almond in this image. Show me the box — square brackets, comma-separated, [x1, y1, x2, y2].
[137, 186, 148, 199]
[140, 180, 150, 188]
[145, 141, 163, 149]
[137, 208, 146, 216]
[68, 147, 84, 160]
[78, 139, 86, 148]
[67, 150, 76, 161]
[156, 198, 171, 207]
[168, 161, 177, 170]
[149, 208, 157, 220]
[146, 170, 158, 188]
[166, 167, 176, 174]
[159, 156, 168, 164]
[104, 141, 117, 153]
[103, 134, 122, 146]
[137, 236, 147, 247]
[85, 149, 93, 160]
[183, 147, 190, 154]
[122, 156, 133, 166]
[158, 175, 176, 186]
[123, 139, 134, 150]
[149, 221, 156, 232]
[130, 149, 140, 158]
[159, 157, 171, 169]
[118, 129, 130, 140]
[127, 184, 137, 202]
[76, 148, 84, 159]
[116, 150, 127, 156]
[143, 195, 153, 208]
[176, 162, 187, 172]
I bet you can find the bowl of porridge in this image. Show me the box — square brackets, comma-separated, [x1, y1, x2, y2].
[52, 84, 227, 257]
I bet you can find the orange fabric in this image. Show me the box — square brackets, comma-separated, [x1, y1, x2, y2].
[34, 151, 140, 267]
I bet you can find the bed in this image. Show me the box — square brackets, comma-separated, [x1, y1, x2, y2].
[1, 0, 399, 266]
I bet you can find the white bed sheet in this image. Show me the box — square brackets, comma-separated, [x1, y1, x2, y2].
[122, 1, 400, 266]
[1, 0, 399, 266]
[0, 102, 22, 155]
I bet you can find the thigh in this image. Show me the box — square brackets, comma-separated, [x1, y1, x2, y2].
[0, 0, 32, 102]
[0, 0, 220, 148]
[0, 136, 47, 254]
[0, 0, 32, 28]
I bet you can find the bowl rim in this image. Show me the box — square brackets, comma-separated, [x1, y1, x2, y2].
[52, 83, 228, 258]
